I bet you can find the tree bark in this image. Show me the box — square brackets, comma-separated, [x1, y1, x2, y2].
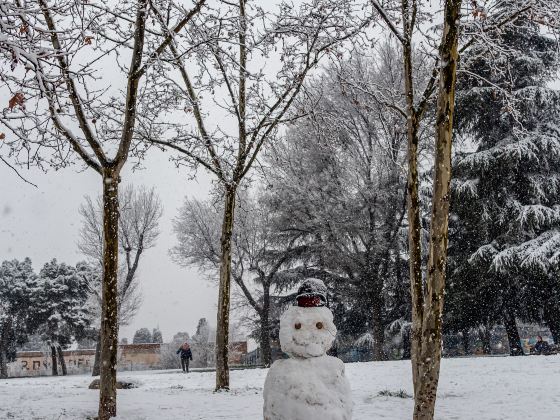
[259, 314, 272, 367]
[372, 297, 386, 361]
[215, 187, 236, 391]
[402, 326, 412, 360]
[51, 345, 58, 376]
[98, 172, 121, 419]
[56, 345, 67, 376]
[479, 324, 492, 355]
[92, 329, 101, 376]
[413, 0, 462, 418]
[461, 328, 470, 355]
[260, 287, 272, 367]
[402, 18, 424, 398]
[0, 346, 7, 379]
[503, 309, 524, 356]
[543, 305, 560, 345]
[0, 322, 9, 379]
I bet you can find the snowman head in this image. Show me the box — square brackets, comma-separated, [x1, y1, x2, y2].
[279, 306, 337, 358]
[279, 279, 337, 358]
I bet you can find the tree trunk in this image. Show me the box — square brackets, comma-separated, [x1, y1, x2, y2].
[547, 322, 560, 346]
[51, 345, 58, 376]
[543, 305, 560, 345]
[402, 26, 424, 398]
[260, 287, 272, 367]
[92, 329, 101, 376]
[0, 346, 7, 379]
[98, 173, 121, 419]
[0, 323, 9, 379]
[503, 309, 524, 356]
[372, 297, 385, 361]
[215, 187, 236, 391]
[479, 324, 492, 355]
[402, 326, 412, 360]
[461, 328, 470, 355]
[259, 314, 272, 367]
[413, 1, 462, 418]
[56, 346, 67, 376]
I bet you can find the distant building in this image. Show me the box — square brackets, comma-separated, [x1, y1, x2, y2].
[228, 341, 248, 365]
[118, 343, 162, 371]
[7, 341, 249, 377]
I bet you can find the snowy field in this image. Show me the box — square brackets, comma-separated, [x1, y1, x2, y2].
[1, 356, 559, 420]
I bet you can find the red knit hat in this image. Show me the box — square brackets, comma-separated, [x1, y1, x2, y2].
[296, 278, 328, 307]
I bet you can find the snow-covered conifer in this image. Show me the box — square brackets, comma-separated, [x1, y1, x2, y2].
[0, 258, 40, 378]
[132, 328, 153, 344]
[35, 260, 93, 375]
[449, 0, 560, 349]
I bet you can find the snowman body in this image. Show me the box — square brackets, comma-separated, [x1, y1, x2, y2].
[263, 305, 352, 420]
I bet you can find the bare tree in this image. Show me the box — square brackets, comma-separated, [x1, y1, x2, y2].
[172, 193, 303, 366]
[301, 46, 418, 360]
[368, 0, 560, 417]
[79, 184, 163, 376]
[144, 0, 370, 390]
[230, 201, 304, 366]
[0, 1, 203, 417]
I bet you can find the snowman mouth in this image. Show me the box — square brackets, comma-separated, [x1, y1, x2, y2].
[293, 338, 310, 347]
[292, 338, 323, 355]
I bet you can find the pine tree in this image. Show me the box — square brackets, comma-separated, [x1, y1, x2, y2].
[450, 1, 560, 352]
[36, 260, 93, 375]
[152, 328, 163, 344]
[192, 318, 213, 368]
[0, 258, 40, 378]
[132, 328, 153, 344]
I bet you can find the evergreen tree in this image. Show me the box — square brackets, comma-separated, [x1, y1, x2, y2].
[449, 1, 560, 353]
[132, 328, 153, 344]
[172, 331, 190, 343]
[192, 318, 213, 368]
[152, 328, 163, 344]
[0, 258, 40, 378]
[36, 260, 93, 375]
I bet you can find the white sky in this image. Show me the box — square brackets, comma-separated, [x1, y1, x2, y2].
[0, 149, 218, 343]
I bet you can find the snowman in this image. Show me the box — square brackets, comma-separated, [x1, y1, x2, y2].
[263, 278, 352, 420]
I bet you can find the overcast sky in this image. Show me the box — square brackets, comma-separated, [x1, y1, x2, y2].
[0, 149, 221, 343]
[0, 0, 308, 348]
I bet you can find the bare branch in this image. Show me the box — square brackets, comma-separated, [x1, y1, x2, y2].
[0, 155, 38, 188]
[38, 0, 108, 166]
[115, 0, 149, 172]
[136, 0, 207, 78]
[371, 0, 405, 44]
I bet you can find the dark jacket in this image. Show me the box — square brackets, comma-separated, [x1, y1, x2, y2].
[177, 347, 193, 360]
[534, 340, 550, 355]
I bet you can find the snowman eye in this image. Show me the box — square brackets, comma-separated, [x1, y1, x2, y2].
[295, 322, 302, 330]
[316, 322, 323, 329]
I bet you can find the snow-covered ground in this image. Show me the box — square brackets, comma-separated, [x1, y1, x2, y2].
[1, 356, 559, 419]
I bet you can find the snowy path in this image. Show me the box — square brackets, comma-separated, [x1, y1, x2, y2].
[1, 356, 559, 419]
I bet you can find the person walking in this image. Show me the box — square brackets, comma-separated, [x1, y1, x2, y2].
[177, 342, 193, 373]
